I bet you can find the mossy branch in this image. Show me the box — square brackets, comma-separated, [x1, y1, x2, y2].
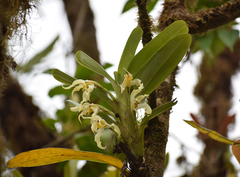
[159, 0, 240, 34]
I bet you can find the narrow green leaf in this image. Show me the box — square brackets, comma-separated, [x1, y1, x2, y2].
[139, 34, 191, 95]
[117, 27, 143, 82]
[91, 88, 114, 107]
[164, 153, 169, 171]
[48, 85, 72, 97]
[147, 0, 159, 13]
[51, 69, 76, 85]
[184, 120, 234, 145]
[75, 51, 120, 96]
[18, 35, 59, 73]
[12, 169, 24, 177]
[122, 0, 136, 13]
[141, 100, 177, 127]
[127, 20, 189, 77]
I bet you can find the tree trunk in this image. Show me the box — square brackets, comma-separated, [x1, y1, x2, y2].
[190, 39, 240, 177]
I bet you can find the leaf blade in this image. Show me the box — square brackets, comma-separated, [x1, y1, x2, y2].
[7, 148, 127, 173]
[18, 35, 59, 73]
[184, 120, 234, 145]
[127, 20, 189, 77]
[75, 51, 120, 96]
[141, 100, 177, 127]
[51, 69, 76, 85]
[117, 27, 142, 81]
[139, 34, 191, 95]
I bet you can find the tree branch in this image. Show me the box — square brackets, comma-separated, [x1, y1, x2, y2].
[159, 0, 240, 34]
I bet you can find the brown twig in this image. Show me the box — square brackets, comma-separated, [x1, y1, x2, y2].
[159, 0, 240, 34]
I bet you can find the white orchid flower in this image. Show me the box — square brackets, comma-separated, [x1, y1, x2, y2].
[63, 79, 95, 102]
[90, 118, 121, 149]
[120, 70, 152, 116]
[130, 83, 152, 115]
[69, 102, 99, 123]
[119, 70, 142, 93]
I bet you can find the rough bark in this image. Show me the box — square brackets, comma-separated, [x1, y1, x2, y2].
[190, 39, 240, 177]
[63, 0, 100, 63]
[159, 0, 240, 34]
[0, 77, 64, 177]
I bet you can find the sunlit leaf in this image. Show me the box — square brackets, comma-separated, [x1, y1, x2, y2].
[138, 34, 191, 95]
[184, 120, 234, 145]
[75, 51, 120, 96]
[18, 35, 59, 73]
[128, 20, 189, 78]
[52, 69, 76, 85]
[117, 27, 142, 82]
[7, 148, 130, 175]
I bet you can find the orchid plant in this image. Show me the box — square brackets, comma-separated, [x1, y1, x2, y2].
[7, 20, 192, 176]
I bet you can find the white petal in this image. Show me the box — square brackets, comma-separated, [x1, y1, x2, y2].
[130, 83, 144, 101]
[87, 84, 95, 92]
[72, 84, 84, 97]
[130, 79, 141, 87]
[90, 105, 100, 116]
[137, 103, 152, 115]
[111, 123, 121, 137]
[70, 104, 82, 112]
[94, 128, 106, 149]
[62, 79, 85, 89]
[82, 91, 90, 102]
[136, 94, 148, 102]
[91, 121, 98, 133]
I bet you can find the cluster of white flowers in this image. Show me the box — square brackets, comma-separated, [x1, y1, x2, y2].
[63, 70, 152, 149]
[63, 80, 120, 149]
[120, 70, 152, 116]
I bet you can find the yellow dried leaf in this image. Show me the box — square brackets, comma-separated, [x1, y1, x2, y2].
[184, 120, 234, 145]
[7, 148, 130, 176]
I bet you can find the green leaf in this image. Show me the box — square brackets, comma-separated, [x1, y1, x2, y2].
[147, 0, 159, 13]
[139, 34, 191, 95]
[91, 88, 114, 107]
[11, 169, 24, 177]
[64, 160, 78, 177]
[7, 148, 130, 175]
[141, 100, 177, 127]
[164, 153, 169, 171]
[18, 35, 59, 73]
[48, 85, 72, 97]
[117, 27, 143, 82]
[103, 62, 113, 70]
[75, 51, 120, 96]
[184, 120, 234, 145]
[128, 20, 189, 77]
[217, 29, 239, 51]
[51, 69, 76, 85]
[198, 32, 214, 54]
[122, 0, 136, 13]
